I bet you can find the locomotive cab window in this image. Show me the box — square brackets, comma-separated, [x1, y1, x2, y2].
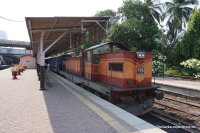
[109, 63, 123, 72]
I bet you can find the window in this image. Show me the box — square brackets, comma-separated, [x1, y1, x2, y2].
[92, 54, 99, 64]
[109, 63, 123, 72]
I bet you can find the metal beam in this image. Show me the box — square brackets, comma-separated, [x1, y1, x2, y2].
[81, 20, 108, 34]
[32, 28, 82, 33]
[95, 21, 107, 33]
[81, 20, 108, 23]
[28, 20, 34, 52]
[45, 18, 58, 41]
[69, 33, 72, 48]
[28, 20, 33, 41]
[43, 31, 68, 53]
[36, 50, 40, 65]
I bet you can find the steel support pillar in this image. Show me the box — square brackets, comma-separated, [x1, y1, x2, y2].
[36, 63, 40, 81]
[39, 32, 46, 90]
[40, 65, 45, 90]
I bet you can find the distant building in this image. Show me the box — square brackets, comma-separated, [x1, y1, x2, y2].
[20, 55, 36, 69]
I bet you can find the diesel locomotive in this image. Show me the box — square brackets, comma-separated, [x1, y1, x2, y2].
[47, 42, 163, 115]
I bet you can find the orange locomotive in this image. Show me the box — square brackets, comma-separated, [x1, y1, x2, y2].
[62, 42, 163, 115]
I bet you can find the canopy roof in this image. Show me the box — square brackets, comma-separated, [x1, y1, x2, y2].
[26, 17, 109, 56]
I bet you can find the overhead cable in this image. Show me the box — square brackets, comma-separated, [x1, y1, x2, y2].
[0, 16, 24, 22]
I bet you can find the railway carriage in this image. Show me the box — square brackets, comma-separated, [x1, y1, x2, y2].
[47, 42, 163, 115]
[46, 54, 69, 72]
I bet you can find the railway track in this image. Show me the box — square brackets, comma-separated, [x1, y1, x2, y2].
[152, 89, 200, 132]
[164, 96, 200, 108]
[154, 101, 200, 117]
[148, 110, 200, 133]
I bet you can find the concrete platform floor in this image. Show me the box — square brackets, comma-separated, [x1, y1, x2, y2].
[0, 68, 165, 133]
[0, 69, 117, 133]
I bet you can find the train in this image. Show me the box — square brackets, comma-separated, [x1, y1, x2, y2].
[46, 42, 164, 115]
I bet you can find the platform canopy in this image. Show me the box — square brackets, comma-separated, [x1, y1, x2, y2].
[25, 17, 110, 56]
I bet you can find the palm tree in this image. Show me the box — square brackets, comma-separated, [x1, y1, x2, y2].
[164, 0, 198, 30]
[163, 0, 198, 47]
[145, 0, 163, 24]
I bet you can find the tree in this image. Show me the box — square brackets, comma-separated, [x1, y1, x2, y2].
[163, 0, 198, 46]
[164, 0, 198, 30]
[181, 9, 200, 60]
[95, 9, 119, 25]
[180, 58, 200, 78]
[108, 0, 161, 52]
[165, 9, 200, 67]
[145, 0, 163, 24]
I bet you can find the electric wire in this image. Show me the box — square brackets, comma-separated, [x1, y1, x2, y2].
[0, 16, 24, 22]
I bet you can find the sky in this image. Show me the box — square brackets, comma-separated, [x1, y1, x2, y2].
[0, 0, 123, 42]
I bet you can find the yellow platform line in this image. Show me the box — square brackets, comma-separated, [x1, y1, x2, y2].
[52, 75, 130, 133]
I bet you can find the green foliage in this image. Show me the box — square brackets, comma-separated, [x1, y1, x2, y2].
[145, 0, 163, 24]
[119, 0, 145, 20]
[152, 50, 166, 75]
[181, 9, 200, 60]
[95, 9, 119, 25]
[163, 9, 200, 68]
[107, 0, 161, 52]
[180, 58, 200, 78]
[73, 47, 82, 56]
[165, 68, 181, 77]
[163, 0, 198, 47]
[164, 41, 185, 67]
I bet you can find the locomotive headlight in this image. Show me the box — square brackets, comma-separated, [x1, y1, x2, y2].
[137, 52, 145, 59]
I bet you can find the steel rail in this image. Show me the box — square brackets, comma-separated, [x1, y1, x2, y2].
[150, 110, 199, 133]
[154, 101, 200, 117]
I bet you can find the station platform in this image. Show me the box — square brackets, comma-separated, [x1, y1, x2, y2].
[154, 77, 200, 90]
[153, 77, 200, 98]
[0, 68, 165, 133]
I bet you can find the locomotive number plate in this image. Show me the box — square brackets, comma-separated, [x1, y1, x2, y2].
[137, 67, 144, 74]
